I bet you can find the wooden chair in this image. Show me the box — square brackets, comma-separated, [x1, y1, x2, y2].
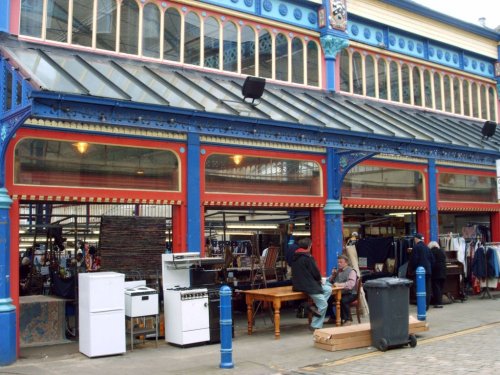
[250, 246, 280, 288]
[349, 279, 363, 324]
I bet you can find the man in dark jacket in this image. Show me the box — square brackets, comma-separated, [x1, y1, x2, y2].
[428, 241, 447, 308]
[291, 238, 332, 331]
[409, 233, 434, 310]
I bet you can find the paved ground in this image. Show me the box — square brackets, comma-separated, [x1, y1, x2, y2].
[2, 292, 500, 375]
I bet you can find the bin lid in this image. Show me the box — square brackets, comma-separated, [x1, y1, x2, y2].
[364, 277, 412, 288]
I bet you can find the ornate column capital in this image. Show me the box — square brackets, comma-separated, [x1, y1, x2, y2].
[320, 34, 349, 59]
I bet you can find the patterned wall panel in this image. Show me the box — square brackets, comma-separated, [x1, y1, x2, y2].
[348, 20, 385, 48]
[260, 0, 318, 29]
[387, 32, 425, 59]
[201, 0, 319, 29]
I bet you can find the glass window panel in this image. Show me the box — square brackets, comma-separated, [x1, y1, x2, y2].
[471, 82, 479, 117]
[72, 0, 94, 47]
[390, 61, 399, 102]
[96, 0, 117, 52]
[184, 12, 201, 66]
[342, 165, 424, 200]
[423, 70, 432, 108]
[453, 78, 461, 114]
[15, 139, 180, 192]
[46, 0, 69, 43]
[142, 3, 161, 58]
[119, 0, 139, 54]
[434, 72, 442, 110]
[8, 48, 82, 93]
[365, 55, 375, 97]
[163, 8, 181, 62]
[439, 173, 496, 202]
[258, 30, 272, 79]
[480, 85, 488, 119]
[352, 52, 362, 95]
[401, 64, 410, 104]
[241, 26, 255, 76]
[20, 0, 43, 37]
[291, 38, 304, 84]
[275, 33, 289, 82]
[204, 17, 220, 69]
[339, 49, 349, 92]
[463, 80, 471, 116]
[412, 67, 422, 106]
[4, 71, 12, 111]
[223, 22, 237, 72]
[16, 80, 23, 106]
[205, 154, 322, 196]
[50, 54, 125, 98]
[444, 75, 452, 112]
[488, 87, 496, 120]
[306, 41, 319, 87]
[377, 58, 387, 100]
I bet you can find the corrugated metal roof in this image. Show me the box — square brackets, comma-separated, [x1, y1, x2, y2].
[2, 39, 499, 158]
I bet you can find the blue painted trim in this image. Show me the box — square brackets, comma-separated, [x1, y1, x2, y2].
[0, 187, 15, 366]
[349, 15, 496, 79]
[326, 56, 335, 92]
[428, 159, 438, 242]
[379, 0, 500, 41]
[186, 133, 201, 253]
[28, 91, 500, 165]
[0, 0, 9, 33]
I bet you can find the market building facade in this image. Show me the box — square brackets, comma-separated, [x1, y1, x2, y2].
[1, 0, 499, 365]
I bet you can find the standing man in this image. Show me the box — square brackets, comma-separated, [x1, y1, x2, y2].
[291, 238, 332, 331]
[409, 233, 434, 310]
[428, 241, 447, 308]
[328, 255, 358, 326]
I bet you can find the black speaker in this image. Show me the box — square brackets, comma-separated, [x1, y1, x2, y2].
[481, 121, 497, 138]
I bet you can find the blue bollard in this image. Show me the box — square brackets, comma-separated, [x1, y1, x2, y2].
[416, 266, 426, 321]
[219, 285, 234, 369]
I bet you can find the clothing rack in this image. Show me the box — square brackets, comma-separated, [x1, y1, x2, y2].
[479, 242, 499, 299]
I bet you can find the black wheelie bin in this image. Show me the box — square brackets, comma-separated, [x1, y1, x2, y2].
[364, 277, 416, 351]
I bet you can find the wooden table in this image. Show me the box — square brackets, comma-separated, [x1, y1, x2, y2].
[242, 285, 342, 339]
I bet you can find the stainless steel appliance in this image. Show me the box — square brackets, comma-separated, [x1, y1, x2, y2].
[163, 287, 209, 346]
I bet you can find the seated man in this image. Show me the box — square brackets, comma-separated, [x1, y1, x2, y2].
[328, 254, 358, 326]
[291, 238, 332, 331]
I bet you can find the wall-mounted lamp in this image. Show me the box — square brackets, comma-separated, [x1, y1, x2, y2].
[232, 155, 243, 165]
[481, 120, 497, 140]
[242, 76, 266, 106]
[73, 142, 89, 154]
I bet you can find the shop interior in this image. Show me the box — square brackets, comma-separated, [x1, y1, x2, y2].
[16, 201, 493, 348]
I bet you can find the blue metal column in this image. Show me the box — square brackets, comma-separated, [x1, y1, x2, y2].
[319, 0, 349, 92]
[428, 159, 438, 242]
[0, 0, 10, 33]
[324, 149, 377, 273]
[0, 187, 15, 366]
[324, 148, 343, 274]
[186, 133, 201, 252]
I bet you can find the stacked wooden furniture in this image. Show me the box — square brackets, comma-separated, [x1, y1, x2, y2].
[313, 316, 428, 351]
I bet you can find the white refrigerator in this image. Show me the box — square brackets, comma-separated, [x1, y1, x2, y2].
[79, 272, 126, 357]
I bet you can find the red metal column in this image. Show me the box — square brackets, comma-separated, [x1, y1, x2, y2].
[310, 207, 326, 275]
[416, 210, 430, 240]
[172, 205, 187, 252]
[490, 212, 500, 242]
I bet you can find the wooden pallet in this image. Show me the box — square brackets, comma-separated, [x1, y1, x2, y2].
[313, 315, 429, 352]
